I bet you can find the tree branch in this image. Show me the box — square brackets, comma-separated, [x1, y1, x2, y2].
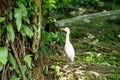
[56, 10, 120, 27]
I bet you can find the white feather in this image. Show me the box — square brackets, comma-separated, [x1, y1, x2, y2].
[65, 41, 75, 62]
[61, 27, 75, 62]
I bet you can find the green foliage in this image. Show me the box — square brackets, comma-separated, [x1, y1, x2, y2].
[85, 52, 95, 62]
[97, 55, 105, 63]
[8, 53, 19, 71]
[19, 3, 28, 17]
[0, 26, 5, 41]
[0, 17, 5, 22]
[84, 52, 105, 63]
[9, 11, 13, 21]
[0, 0, 37, 79]
[107, 74, 120, 80]
[99, 33, 115, 41]
[105, 52, 120, 67]
[10, 75, 21, 80]
[42, 31, 63, 45]
[14, 8, 22, 31]
[23, 55, 32, 69]
[76, 0, 104, 7]
[0, 47, 8, 65]
[41, 27, 64, 54]
[6, 23, 15, 42]
[43, 65, 49, 75]
[8, 53, 21, 79]
[82, 51, 120, 70]
[22, 65, 27, 74]
[42, 0, 104, 17]
[22, 65, 32, 79]
[14, 3, 28, 31]
[51, 65, 63, 79]
[20, 24, 33, 38]
[0, 46, 8, 71]
[42, 0, 56, 14]
[0, 63, 3, 71]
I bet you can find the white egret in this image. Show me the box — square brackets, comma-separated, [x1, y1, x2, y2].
[61, 27, 75, 62]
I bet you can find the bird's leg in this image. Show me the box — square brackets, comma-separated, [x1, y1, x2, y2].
[66, 57, 70, 64]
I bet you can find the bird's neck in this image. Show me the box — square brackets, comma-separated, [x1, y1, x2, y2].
[66, 32, 70, 43]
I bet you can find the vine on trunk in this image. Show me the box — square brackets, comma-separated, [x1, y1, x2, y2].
[0, 0, 41, 79]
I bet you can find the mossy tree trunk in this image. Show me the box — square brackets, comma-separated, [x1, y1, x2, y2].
[32, 0, 42, 53]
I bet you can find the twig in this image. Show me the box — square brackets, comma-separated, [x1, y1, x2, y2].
[5, 63, 9, 79]
[1, 65, 6, 80]
[11, 43, 27, 80]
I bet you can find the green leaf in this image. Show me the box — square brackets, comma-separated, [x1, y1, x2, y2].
[0, 46, 8, 65]
[0, 27, 5, 39]
[51, 65, 61, 72]
[23, 55, 32, 69]
[0, 63, 3, 71]
[14, 8, 22, 19]
[22, 65, 27, 73]
[0, 17, 5, 22]
[6, 23, 15, 42]
[43, 65, 48, 75]
[19, 28, 27, 37]
[10, 75, 16, 80]
[16, 18, 22, 31]
[19, 0, 27, 6]
[51, 65, 63, 77]
[23, 17, 30, 24]
[8, 53, 18, 70]
[50, 0, 56, 3]
[10, 75, 21, 80]
[21, 24, 33, 38]
[9, 11, 13, 21]
[19, 3, 28, 17]
[8, 53, 20, 77]
[14, 8, 22, 31]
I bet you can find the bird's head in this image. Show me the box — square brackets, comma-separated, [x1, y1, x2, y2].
[61, 27, 70, 33]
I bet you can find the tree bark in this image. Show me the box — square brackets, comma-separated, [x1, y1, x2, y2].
[32, 0, 42, 53]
